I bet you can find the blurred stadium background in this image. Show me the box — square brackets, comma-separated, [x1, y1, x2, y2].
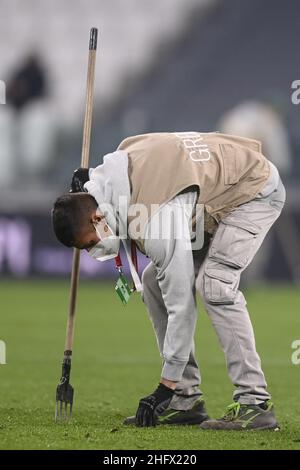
[0, 0, 299, 283]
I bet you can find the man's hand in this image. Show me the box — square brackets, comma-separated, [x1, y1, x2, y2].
[70, 167, 90, 193]
[135, 383, 175, 427]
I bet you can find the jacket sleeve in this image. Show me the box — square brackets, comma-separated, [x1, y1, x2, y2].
[144, 191, 198, 382]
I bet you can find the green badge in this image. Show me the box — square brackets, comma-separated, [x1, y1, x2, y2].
[115, 273, 132, 305]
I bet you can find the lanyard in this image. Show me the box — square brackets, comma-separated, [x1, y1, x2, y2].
[114, 240, 142, 293]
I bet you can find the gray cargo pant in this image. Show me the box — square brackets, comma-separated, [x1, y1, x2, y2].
[141, 173, 286, 409]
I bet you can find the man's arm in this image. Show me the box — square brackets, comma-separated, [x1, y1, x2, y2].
[145, 191, 198, 383]
[135, 191, 198, 426]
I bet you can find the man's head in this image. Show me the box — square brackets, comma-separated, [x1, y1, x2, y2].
[52, 193, 102, 250]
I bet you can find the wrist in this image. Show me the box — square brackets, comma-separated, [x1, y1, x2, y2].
[160, 377, 177, 390]
[153, 383, 175, 402]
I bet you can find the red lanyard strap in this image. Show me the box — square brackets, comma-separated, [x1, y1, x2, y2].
[114, 240, 139, 291]
[115, 254, 123, 270]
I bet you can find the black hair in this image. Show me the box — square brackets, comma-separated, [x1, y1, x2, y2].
[51, 193, 97, 247]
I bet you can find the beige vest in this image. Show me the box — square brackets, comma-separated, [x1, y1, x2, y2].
[118, 132, 270, 253]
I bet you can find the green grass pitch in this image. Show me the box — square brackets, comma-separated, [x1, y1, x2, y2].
[0, 280, 299, 450]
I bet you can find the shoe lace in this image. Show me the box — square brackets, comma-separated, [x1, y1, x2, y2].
[222, 402, 241, 421]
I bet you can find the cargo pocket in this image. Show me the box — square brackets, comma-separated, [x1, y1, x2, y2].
[219, 144, 239, 185]
[209, 216, 260, 269]
[204, 266, 236, 304]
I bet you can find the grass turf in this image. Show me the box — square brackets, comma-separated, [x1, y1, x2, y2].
[0, 280, 299, 450]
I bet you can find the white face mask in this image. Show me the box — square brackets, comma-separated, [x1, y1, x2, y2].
[88, 215, 120, 262]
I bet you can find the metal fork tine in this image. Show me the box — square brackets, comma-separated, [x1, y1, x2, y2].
[55, 401, 58, 422]
[55, 355, 74, 422]
[55, 399, 72, 422]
